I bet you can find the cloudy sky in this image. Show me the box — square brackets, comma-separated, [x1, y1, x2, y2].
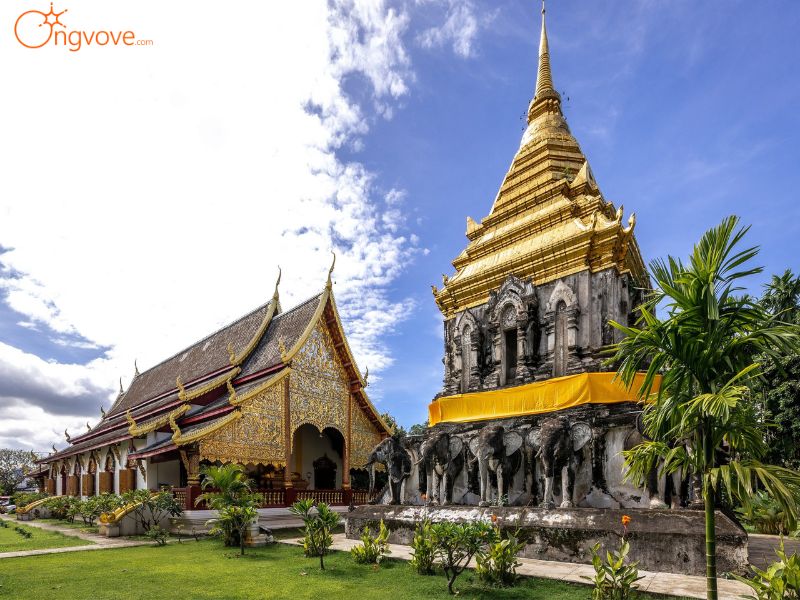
[1, 1, 798, 450]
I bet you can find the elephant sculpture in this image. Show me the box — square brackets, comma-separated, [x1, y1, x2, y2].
[414, 430, 464, 505]
[365, 436, 412, 505]
[467, 425, 523, 506]
[527, 416, 592, 508]
[624, 416, 688, 509]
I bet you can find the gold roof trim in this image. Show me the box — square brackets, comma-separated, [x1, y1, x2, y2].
[126, 404, 190, 437]
[179, 366, 241, 402]
[228, 268, 282, 367]
[229, 367, 292, 407]
[171, 409, 242, 446]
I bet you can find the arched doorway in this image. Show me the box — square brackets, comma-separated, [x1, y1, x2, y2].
[291, 424, 345, 490]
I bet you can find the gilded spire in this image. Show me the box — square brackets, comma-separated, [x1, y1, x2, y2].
[527, 0, 561, 123]
[535, 1, 553, 99]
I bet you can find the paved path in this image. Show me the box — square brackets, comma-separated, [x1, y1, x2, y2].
[748, 533, 800, 570]
[0, 514, 149, 559]
[281, 533, 753, 600]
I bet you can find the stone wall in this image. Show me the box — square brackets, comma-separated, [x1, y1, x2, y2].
[345, 505, 748, 576]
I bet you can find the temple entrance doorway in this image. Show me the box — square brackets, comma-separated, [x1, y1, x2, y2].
[291, 424, 344, 490]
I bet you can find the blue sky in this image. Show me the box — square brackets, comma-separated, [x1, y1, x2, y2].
[0, 0, 798, 448]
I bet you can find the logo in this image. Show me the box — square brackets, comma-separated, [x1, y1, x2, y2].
[14, 3, 153, 52]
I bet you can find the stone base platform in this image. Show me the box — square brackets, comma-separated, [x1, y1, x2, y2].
[345, 505, 748, 576]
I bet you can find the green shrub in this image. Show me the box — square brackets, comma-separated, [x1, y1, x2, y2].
[410, 519, 436, 575]
[582, 539, 643, 600]
[43, 496, 77, 520]
[288, 499, 340, 570]
[475, 527, 524, 587]
[737, 491, 794, 535]
[13, 525, 33, 539]
[351, 519, 390, 564]
[145, 525, 169, 546]
[12, 491, 48, 507]
[430, 521, 494, 595]
[732, 538, 800, 600]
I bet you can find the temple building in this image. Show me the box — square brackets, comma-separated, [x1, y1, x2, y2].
[39, 262, 390, 508]
[429, 3, 649, 427]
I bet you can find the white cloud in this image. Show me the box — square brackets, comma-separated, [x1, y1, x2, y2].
[0, 1, 436, 448]
[416, 0, 481, 58]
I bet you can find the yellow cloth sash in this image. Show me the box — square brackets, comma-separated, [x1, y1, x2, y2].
[428, 372, 657, 426]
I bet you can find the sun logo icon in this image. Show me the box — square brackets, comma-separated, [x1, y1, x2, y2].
[15, 2, 68, 49]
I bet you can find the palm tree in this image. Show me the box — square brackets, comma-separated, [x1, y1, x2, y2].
[196, 463, 258, 547]
[762, 269, 800, 323]
[610, 216, 800, 600]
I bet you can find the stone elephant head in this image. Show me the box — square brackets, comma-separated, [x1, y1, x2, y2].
[527, 416, 592, 508]
[414, 430, 464, 505]
[467, 424, 523, 506]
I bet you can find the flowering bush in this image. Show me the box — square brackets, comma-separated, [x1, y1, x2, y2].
[582, 515, 643, 600]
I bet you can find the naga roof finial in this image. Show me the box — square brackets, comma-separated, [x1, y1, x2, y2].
[64, 429, 71, 442]
[51, 444, 57, 454]
[100, 405, 106, 418]
[119, 377, 124, 395]
[134, 359, 140, 377]
[86, 422, 91, 431]
[326, 251, 336, 289]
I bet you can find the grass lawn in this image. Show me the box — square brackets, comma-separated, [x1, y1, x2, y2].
[0, 522, 91, 553]
[0, 538, 681, 600]
[36, 518, 100, 534]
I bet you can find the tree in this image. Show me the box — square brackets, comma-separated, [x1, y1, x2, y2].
[379, 412, 407, 438]
[408, 421, 429, 436]
[430, 521, 493, 595]
[0, 449, 36, 495]
[759, 270, 800, 469]
[610, 216, 800, 600]
[289, 499, 340, 569]
[196, 464, 259, 548]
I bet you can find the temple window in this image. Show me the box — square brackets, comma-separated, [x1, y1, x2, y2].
[554, 300, 568, 377]
[461, 325, 471, 393]
[501, 306, 517, 385]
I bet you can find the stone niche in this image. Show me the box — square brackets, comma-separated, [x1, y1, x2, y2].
[345, 505, 748, 576]
[441, 269, 643, 397]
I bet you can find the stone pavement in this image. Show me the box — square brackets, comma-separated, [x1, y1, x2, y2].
[281, 533, 753, 600]
[0, 514, 150, 559]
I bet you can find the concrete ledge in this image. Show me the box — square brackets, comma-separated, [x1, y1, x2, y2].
[345, 505, 748, 576]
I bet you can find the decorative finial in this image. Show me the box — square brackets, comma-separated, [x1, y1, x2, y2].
[176, 375, 186, 398]
[278, 337, 288, 361]
[442, 274, 449, 285]
[326, 251, 336, 288]
[227, 342, 237, 365]
[86, 422, 91, 431]
[134, 360, 140, 377]
[125, 410, 136, 427]
[528, 0, 560, 123]
[431, 284, 439, 295]
[274, 266, 282, 296]
[119, 377, 123, 394]
[51, 444, 57, 453]
[64, 429, 71, 442]
[364, 366, 369, 387]
[100, 406, 106, 418]
[226, 379, 237, 404]
[615, 205, 624, 223]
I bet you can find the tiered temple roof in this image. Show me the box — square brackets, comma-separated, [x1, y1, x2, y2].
[432, 4, 646, 319]
[47, 266, 389, 463]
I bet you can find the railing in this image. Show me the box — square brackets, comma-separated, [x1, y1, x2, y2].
[172, 486, 375, 509]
